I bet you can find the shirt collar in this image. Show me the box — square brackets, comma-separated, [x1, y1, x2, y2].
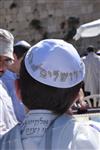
[21, 109, 57, 140]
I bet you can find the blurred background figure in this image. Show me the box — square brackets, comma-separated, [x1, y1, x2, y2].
[1, 40, 31, 122]
[83, 45, 100, 95]
[9, 40, 31, 75]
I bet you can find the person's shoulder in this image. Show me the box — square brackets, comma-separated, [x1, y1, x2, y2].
[0, 124, 20, 144]
[76, 120, 100, 133]
[74, 119, 100, 133]
[52, 115, 100, 149]
[0, 124, 21, 150]
[76, 120, 100, 129]
[54, 114, 75, 127]
[88, 120, 100, 132]
[71, 121, 100, 149]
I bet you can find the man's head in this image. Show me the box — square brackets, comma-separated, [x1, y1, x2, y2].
[87, 45, 96, 53]
[0, 29, 14, 77]
[8, 40, 31, 74]
[17, 39, 85, 115]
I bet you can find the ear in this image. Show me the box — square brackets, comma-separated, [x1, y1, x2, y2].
[15, 79, 22, 100]
[74, 88, 82, 102]
[13, 53, 17, 60]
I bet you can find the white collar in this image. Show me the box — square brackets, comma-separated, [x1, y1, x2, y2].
[21, 110, 57, 140]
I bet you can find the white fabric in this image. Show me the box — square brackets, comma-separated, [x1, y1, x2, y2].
[89, 120, 100, 131]
[73, 19, 100, 40]
[0, 79, 18, 137]
[25, 39, 85, 88]
[15, 40, 31, 47]
[1, 70, 25, 122]
[83, 52, 100, 94]
[0, 29, 14, 59]
[0, 111, 100, 150]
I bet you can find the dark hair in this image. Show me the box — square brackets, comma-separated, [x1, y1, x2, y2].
[14, 44, 31, 59]
[87, 45, 95, 53]
[19, 57, 82, 115]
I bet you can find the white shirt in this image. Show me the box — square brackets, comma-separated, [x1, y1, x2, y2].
[0, 110, 99, 150]
[83, 52, 100, 95]
[0, 79, 18, 137]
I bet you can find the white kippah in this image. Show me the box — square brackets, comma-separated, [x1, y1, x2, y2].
[0, 29, 14, 59]
[25, 39, 85, 88]
[15, 40, 31, 47]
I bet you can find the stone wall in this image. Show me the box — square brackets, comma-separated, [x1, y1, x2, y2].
[0, 0, 100, 54]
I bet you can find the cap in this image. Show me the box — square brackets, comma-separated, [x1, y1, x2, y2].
[15, 40, 31, 48]
[0, 29, 14, 59]
[14, 40, 31, 59]
[25, 39, 85, 88]
[96, 50, 100, 55]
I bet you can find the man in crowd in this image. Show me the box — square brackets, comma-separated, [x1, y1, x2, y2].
[0, 29, 18, 137]
[83, 45, 100, 95]
[1, 40, 31, 122]
[0, 39, 99, 149]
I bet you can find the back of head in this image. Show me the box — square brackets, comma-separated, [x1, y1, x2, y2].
[14, 40, 31, 59]
[19, 39, 85, 114]
[87, 45, 95, 53]
[0, 29, 14, 59]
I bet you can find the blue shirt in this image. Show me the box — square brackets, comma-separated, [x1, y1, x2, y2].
[1, 70, 25, 122]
